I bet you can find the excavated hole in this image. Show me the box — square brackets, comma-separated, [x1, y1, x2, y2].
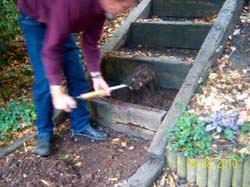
[106, 64, 178, 111]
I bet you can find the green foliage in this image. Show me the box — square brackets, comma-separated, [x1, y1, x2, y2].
[0, 0, 20, 63]
[240, 123, 250, 133]
[195, 77, 204, 94]
[222, 127, 235, 141]
[247, 145, 250, 152]
[166, 103, 212, 157]
[0, 99, 36, 141]
[229, 152, 245, 163]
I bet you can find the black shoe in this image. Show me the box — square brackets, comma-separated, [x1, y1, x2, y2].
[35, 137, 51, 156]
[72, 125, 108, 141]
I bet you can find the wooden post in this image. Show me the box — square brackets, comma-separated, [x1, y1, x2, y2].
[207, 159, 220, 187]
[166, 151, 177, 172]
[196, 158, 208, 187]
[186, 157, 196, 183]
[176, 152, 186, 178]
[242, 156, 250, 187]
[232, 161, 243, 187]
[219, 159, 233, 187]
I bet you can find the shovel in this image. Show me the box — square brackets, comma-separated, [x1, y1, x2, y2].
[75, 64, 155, 100]
[75, 84, 131, 100]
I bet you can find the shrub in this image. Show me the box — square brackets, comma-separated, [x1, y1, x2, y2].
[0, 99, 36, 141]
[166, 103, 212, 157]
[0, 0, 20, 64]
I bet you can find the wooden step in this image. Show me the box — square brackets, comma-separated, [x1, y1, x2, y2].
[152, 0, 225, 18]
[102, 46, 194, 89]
[90, 98, 166, 140]
[148, 0, 245, 158]
[91, 45, 194, 138]
[127, 21, 212, 49]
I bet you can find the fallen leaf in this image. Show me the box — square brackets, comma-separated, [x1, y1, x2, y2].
[128, 146, 134, 150]
[112, 138, 120, 144]
[109, 177, 119, 182]
[74, 162, 82, 167]
[121, 142, 127, 147]
[41, 179, 52, 187]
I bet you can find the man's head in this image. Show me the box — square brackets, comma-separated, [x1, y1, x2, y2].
[100, 0, 135, 18]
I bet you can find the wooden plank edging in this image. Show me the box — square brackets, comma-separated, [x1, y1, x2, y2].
[147, 0, 245, 158]
[121, 158, 165, 187]
[0, 132, 36, 159]
[166, 151, 250, 187]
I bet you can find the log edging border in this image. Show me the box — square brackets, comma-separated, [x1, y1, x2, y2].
[166, 150, 250, 187]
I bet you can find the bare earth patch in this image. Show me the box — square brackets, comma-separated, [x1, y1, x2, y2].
[0, 124, 149, 187]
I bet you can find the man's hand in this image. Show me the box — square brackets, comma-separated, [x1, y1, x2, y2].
[50, 86, 77, 112]
[91, 72, 111, 96]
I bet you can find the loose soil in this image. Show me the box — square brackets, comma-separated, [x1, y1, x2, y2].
[112, 89, 177, 111]
[0, 124, 149, 187]
[124, 64, 156, 90]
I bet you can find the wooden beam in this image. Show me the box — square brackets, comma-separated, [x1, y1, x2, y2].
[101, 0, 152, 56]
[121, 158, 165, 187]
[90, 98, 166, 139]
[152, 0, 225, 17]
[102, 56, 192, 90]
[147, 0, 245, 158]
[128, 22, 212, 49]
[0, 133, 36, 159]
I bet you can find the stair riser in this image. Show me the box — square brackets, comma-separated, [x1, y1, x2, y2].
[128, 22, 212, 49]
[102, 57, 192, 90]
[152, 0, 225, 17]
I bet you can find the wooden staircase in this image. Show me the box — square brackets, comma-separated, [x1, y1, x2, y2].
[91, 0, 225, 140]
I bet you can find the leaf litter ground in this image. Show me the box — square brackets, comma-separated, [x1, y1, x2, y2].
[1, 4, 250, 187]
[0, 121, 149, 187]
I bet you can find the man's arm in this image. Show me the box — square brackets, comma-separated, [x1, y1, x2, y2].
[42, 2, 71, 85]
[42, 2, 77, 112]
[81, 16, 110, 96]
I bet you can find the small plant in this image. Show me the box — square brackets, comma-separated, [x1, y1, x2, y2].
[166, 102, 212, 157]
[195, 77, 204, 94]
[240, 123, 250, 133]
[0, 99, 36, 141]
[229, 152, 245, 163]
[203, 111, 244, 140]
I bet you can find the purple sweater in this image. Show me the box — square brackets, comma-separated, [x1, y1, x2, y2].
[17, 0, 106, 85]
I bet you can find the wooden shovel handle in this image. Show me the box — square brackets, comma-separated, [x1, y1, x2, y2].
[78, 90, 106, 100]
